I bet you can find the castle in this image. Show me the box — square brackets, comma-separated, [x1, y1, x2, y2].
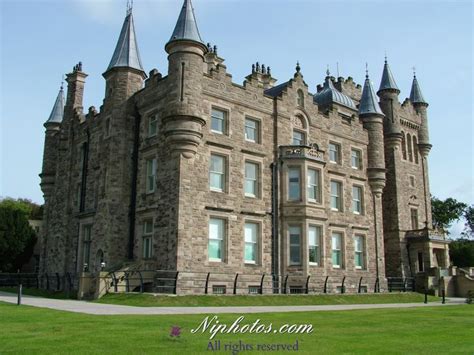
[39, 0, 450, 295]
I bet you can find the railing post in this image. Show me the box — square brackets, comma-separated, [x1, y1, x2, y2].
[173, 271, 179, 295]
[374, 278, 379, 293]
[358, 277, 363, 293]
[259, 274, 265, 295]
[442, 289, 446, 304]
[233, 273, 239, 295]
[324, 276, 329, 294]
[204, 272, 210, 294]
[111, 272, 118, 292]
[137, 271, 144, 293]
[17, 283, 22, 306]
[305, 275, 310, 294]
[424, 290, 428, 304]
[125, 272, 130, 292]
[341, 276, 346, 294]
[403, 278, 407, 292]
[283, 274, 289, 294]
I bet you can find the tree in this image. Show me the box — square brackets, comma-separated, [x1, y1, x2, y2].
[461, 205, 474, 239]
[431, 196, 467, 234]
[449, 239, 474, 267]
[0, 198, 39, 272]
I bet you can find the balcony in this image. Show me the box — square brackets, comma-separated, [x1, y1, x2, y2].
[279, 144, 325, 163]
[406, 228, 448, 242]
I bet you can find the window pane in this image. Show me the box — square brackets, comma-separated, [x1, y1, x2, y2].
[208, 239, 221, 259]
[351, 149, 361, 169]
[209, 218, 224, 260]
[245, 118, 258, 142]
[245, 223, 257, 243]
[211, 109, 225, 133]
[307, 169, 319, 201]
[210, 173, 223, 190]
[309, 226, 320, 264]
[289, 226, 301, 264]
[210, 155, 224, 173]
[210, 155, 225, 191]
[245, 243, 256, 262]
[245, 162, 256, 179]
[331, 181, 341, 210]
[292, 131, 304, 145]
[288, 168, 301, 200]
[329, 143, 339, 163]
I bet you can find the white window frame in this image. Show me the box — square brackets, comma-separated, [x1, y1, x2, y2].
[351, 148, 362, 169]
[211, 108, 227, 134]
[244, 161, 259, 198]
[244, 117, 260, 143]
[329, 142, 341, 164]
[142, 220, 153, 259]
[146, 158, 157, 193]
[148, 114, 158, 137]
[330, 180, 342, 211]
[308, 225, 321, 266]
[288, 167, 301, 201]
[244, 222, 259, 264]
[209, 154, 226, 192]
[208, 218, 225, 262]
[307, 168, 320, 203]
[331, 232, 343, 269]
[354, 235, 365, 269]
[352, 185, 363, 215]
[289, 226, 302, 265]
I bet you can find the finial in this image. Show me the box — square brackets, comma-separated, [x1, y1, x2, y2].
[296, 61, 301, 73]
[384, 51, 387, 64]
[336, 62, 339, 78]
[267, 66, 271, 75]
[60, 75, 64, 90]
[252, 64, 255, 73]
[213, 45, 217, 55]
[412, 66, 416, 78]
[326, 65, 330, 77]
[365, 62, 369, 79]
[256, 62, 260, 72]
[126, 0, 133, 15]
[262, 64, 266, 74]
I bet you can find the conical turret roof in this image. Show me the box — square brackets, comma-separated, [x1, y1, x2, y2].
[107, 9, 144, 72]
[168, 0, 203, 45]
[45, 85, 65, 124]
[409, 74, 427, 104]
[378, 59, 399, 93]
[359, 72, 384, 116]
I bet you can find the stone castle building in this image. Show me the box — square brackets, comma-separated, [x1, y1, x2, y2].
[39, 0, 450, 294]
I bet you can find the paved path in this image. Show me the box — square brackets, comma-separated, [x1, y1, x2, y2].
[0, 292, 466, 315]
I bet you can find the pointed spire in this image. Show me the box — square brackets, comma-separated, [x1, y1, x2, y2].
[378, 57, 399, 93]
[107, 8, 144, 73]
[45, 84, 65, 124]
[359, 67, 384, 117]
[168, 0, 203, 45]
[410, 70, 427, 104]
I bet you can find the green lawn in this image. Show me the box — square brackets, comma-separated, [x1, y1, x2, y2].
[0, 302, 472, 354]
[94, 292, 438, 307]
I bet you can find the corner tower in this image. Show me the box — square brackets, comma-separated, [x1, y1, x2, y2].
[163, 0, 207, 158]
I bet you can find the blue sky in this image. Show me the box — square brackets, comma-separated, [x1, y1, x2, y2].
[1, 0, 472, 233]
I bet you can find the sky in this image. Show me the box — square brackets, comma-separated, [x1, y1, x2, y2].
[0, 0, 472, 234]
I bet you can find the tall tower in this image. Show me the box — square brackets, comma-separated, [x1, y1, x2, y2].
[358, 69, 386, 287]
[410, 73, 432, 228]
[163, 0, 207, 158]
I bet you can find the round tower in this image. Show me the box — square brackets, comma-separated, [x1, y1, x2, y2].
[410, 73, 431, 157]
[163, 0, 207, 159]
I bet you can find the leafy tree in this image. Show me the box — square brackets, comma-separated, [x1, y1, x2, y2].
[431, 196, 467, 234]
[449, 239, 474, 267]
[461, 205, 474, 239]
[0, 198, 39, 272]
[0, 197, 43, 220]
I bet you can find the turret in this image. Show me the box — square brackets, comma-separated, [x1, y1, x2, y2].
[163, 0, 207, 158]
[40, 84, 65, 200]
[377, 58, 402, 146]
[103, 6, 146, 107]
[359, 70, 386, 195]
[65, 62, 87, 118]
[410, 73, 431, 156]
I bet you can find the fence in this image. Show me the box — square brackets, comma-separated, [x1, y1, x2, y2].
[387, 277, 415, 292]
[0, 272, 79, 294]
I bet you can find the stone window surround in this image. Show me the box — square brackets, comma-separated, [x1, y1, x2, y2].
[144, 155, 157, 194]
[354, 234, 367, 270]
[330, 178, 344, 212]
[207, 214, 229, 264]
[242, 153, 264, 199]
[351, 184, 365, 215]
[328, 140, 342, 165]
[350, 146, 363, 170]
[77, 218, 94, 273]
[208, 147, 230, 193]
[243, 218, 263, 266]
[244, 116, 262, 144]
[210, 106, 229, 135]
[287, 165, 302, 202]
[147, 113, 158, 138]
[308, 224, 323, 266]
[141, 218, 154, 259]
[287, 224, 303, 266]
[330, 228, 345, 269]
[307, 165, 323, 204]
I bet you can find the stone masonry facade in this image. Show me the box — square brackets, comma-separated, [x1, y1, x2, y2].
[39, 1, 449, 295]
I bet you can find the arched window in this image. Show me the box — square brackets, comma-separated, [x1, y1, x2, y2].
[297, 90, 305, 108]
[291, 115, 307, 145]
[413, 136, 419, 164]
[407, 133, 413, 162]
[401, 131, 407, 160]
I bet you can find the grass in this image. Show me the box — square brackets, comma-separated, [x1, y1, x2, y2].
[94, 292, 439, 307]
[0, 287, 75, 299]
[0, 302, 472, 354]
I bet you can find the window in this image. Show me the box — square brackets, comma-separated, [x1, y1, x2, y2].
[330, 180, 342, 211]
[407, 133, 413, 162]
[351, 149, 362, 169]
[211, 108, 226, 134]
[146, 158, 157, 193]
[329, 142, 340, 164]
[401, 132, 407, 160]
[142, 220, 153, 259]
[292, 130, 305, 146]
[417, 252, 424, 272]
[245, 117, 259, 143]
[411, 209, 418, 230]
[289, 226, 301, 265]
[244, 222, 259, 264]
[352, 185, 363, 214]
[288, 167, 301, 201]
[354, 235, 365, 269]
[209, 154, 225, 192]
[248, 286, 260, 294]
[331, 232, 343, 268]
[297, 90, 305, 107]
[105, 117, 111, 136]
[244, 161, 258, 197]
[308, 226, 321, 265]
[307, 168, 320, 203]
[413, 136, 419, 164]
[209, 218, 225, 261]
[212, 285, 226, 294]
[82, 225, 92, 271]
[148, 114, 158, 137]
